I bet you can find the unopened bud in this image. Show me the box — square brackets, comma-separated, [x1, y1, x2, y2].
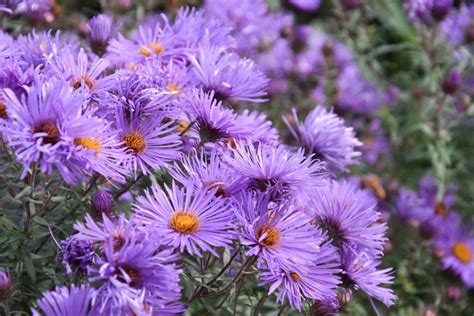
[441, 70, 462, 95]
[91, 190, 113, 215]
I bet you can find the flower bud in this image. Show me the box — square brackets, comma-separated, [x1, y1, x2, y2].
[430, 0, 453, 22]
[441, 70, 461, 95]
[0, 270, 11, 299]
[342, 0, 361, 10]
[465, 23, 474, 43]
[91, 190, 113, 215]
[446, 286, 461, 302]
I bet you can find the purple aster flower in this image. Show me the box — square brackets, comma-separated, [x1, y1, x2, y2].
[224, 143, 326, 201]
[418, 175, 457, 212]
[89, 233, 183, 315]
[283, 106, 362, 172]
[341, 247, 397, 306]
[396, 188, 432, 223]
[133, 181, 234, 256]
[49, 47, 113, 98]
[87, 14, 121, 56]
[335, 66, 384, 114]
[258, 242, 340, 311]
[236, 195, 322, 271]
[56, 236, 96, 275]
[32, 284, 96, 316]
[115, 108, 181, 177]
[183, 89, 254, 145]
[442, 4, 474, 46]
[188, 41, 269, 103]
[405, 0, 453, 24]
[204, 0, 291, 55]
[1, 79, 101, 184]
[288, 0, 321, 12]
[433, 219, 474, 288]
[0, 61, 36, 97]
[235, 109, 280, 147]
[302, 180, 387, 253]
[360, 119, 390, 165]
[170, 148, 241, 198]
[10, 0, 54, 23]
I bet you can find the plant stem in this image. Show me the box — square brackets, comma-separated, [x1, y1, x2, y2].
[252, 293, 268, 316]
[114, 173, 143, 201]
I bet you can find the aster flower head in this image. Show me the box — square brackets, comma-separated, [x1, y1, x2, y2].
[442, 4, 474, 46]
[170, 148, 240, 198]
[87, 14, 121, 56]
[115, 108, 182, 177]
[32, 284, 96, 316]
[236, 195, 323, 270]
[89, 232, 183, 315]
[235, 109, 280, 147]
[284, 106, 362, 172]
[396, 188, 433, 223]
[49, 47, 113, 98]
[225, 143, 326, 201]
[0, 269, 11, 299]
[1, 79, 102, 184]
[433, 221, 474, 288]
[302, 180, 387, 253]
[183, 89, 254, 144]
[341, 247, 397, 306]
[289, 0, 321, 12]
[189, 41, 269, 103]
[258, 242, 340, 311]
[56, 236, 96, 275]
[133, 181, 234, 256]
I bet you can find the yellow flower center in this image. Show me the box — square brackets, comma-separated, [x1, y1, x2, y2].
[122, 131, 146, 154]
[256, 225, 280, 247]
[290, 272, 302, 282]
[0, 103, 7, 119]
[74, 137, 102, 154]
[72, 75, 95, 90]
[138, 43, 164, 57]
[166, 83, 181, 95]
[33, 122, 60, 145]
[170, 211, 200, 234]
[452, 242, 472, 263]
[176, 120, 190, 134]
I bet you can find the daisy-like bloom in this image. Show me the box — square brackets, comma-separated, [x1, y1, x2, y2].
[302, 180, 387, 253]
[335, 66, 385, 114]
[442, 4, 474, 46]
[396, 188, 432, 223]
[170, 148, 240, 198]
[340, 247, 397, 306]
[188, 41, 269, 103]
[107, 23, 177, 66]
[32, 284, 96, 316]
[433, 220, 474, 288]
[225, 143, 326, 201]
[284, 106, 361, 172]
[236, 195, 322, 270]
[87, 14, 121, 56]
[258, 242, 340, 311]
[133, 181, 234, 256]
[89, 233, 183, 315]
[49, 48, 113, 98]
[115, 109, 181, 177]
[1, 79, 100, 184]
[235, 109, 280, 147]
[56, 236, 96, 275]
[184, 89, 253, 144]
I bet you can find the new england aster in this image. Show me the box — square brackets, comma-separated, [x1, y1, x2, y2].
[284, 106, 361, 172]
[32, 284, 96, 316]
[133, 181, 234, 256]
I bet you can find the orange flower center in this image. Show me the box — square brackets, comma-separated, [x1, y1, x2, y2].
[170, 211, 200, 234]
[166, 83, 181, 95]
[138, 43, 164, 57]
[122, 131, 146, 154]
[256, 225, 280, 247]
[34, 122, 60, 144]
[176, 120, 190, 134]
[435, 202, 448, 216]
[72, 75, 95, 90]
[290, 272, 302, 282]
[452, 242, 472, 263]
[0, 103, 7, 119]
[74, 137, 102, 154]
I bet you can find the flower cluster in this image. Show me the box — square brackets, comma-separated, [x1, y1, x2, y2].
[0, 2, 398, 315]
[397, 176, 474, 288]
